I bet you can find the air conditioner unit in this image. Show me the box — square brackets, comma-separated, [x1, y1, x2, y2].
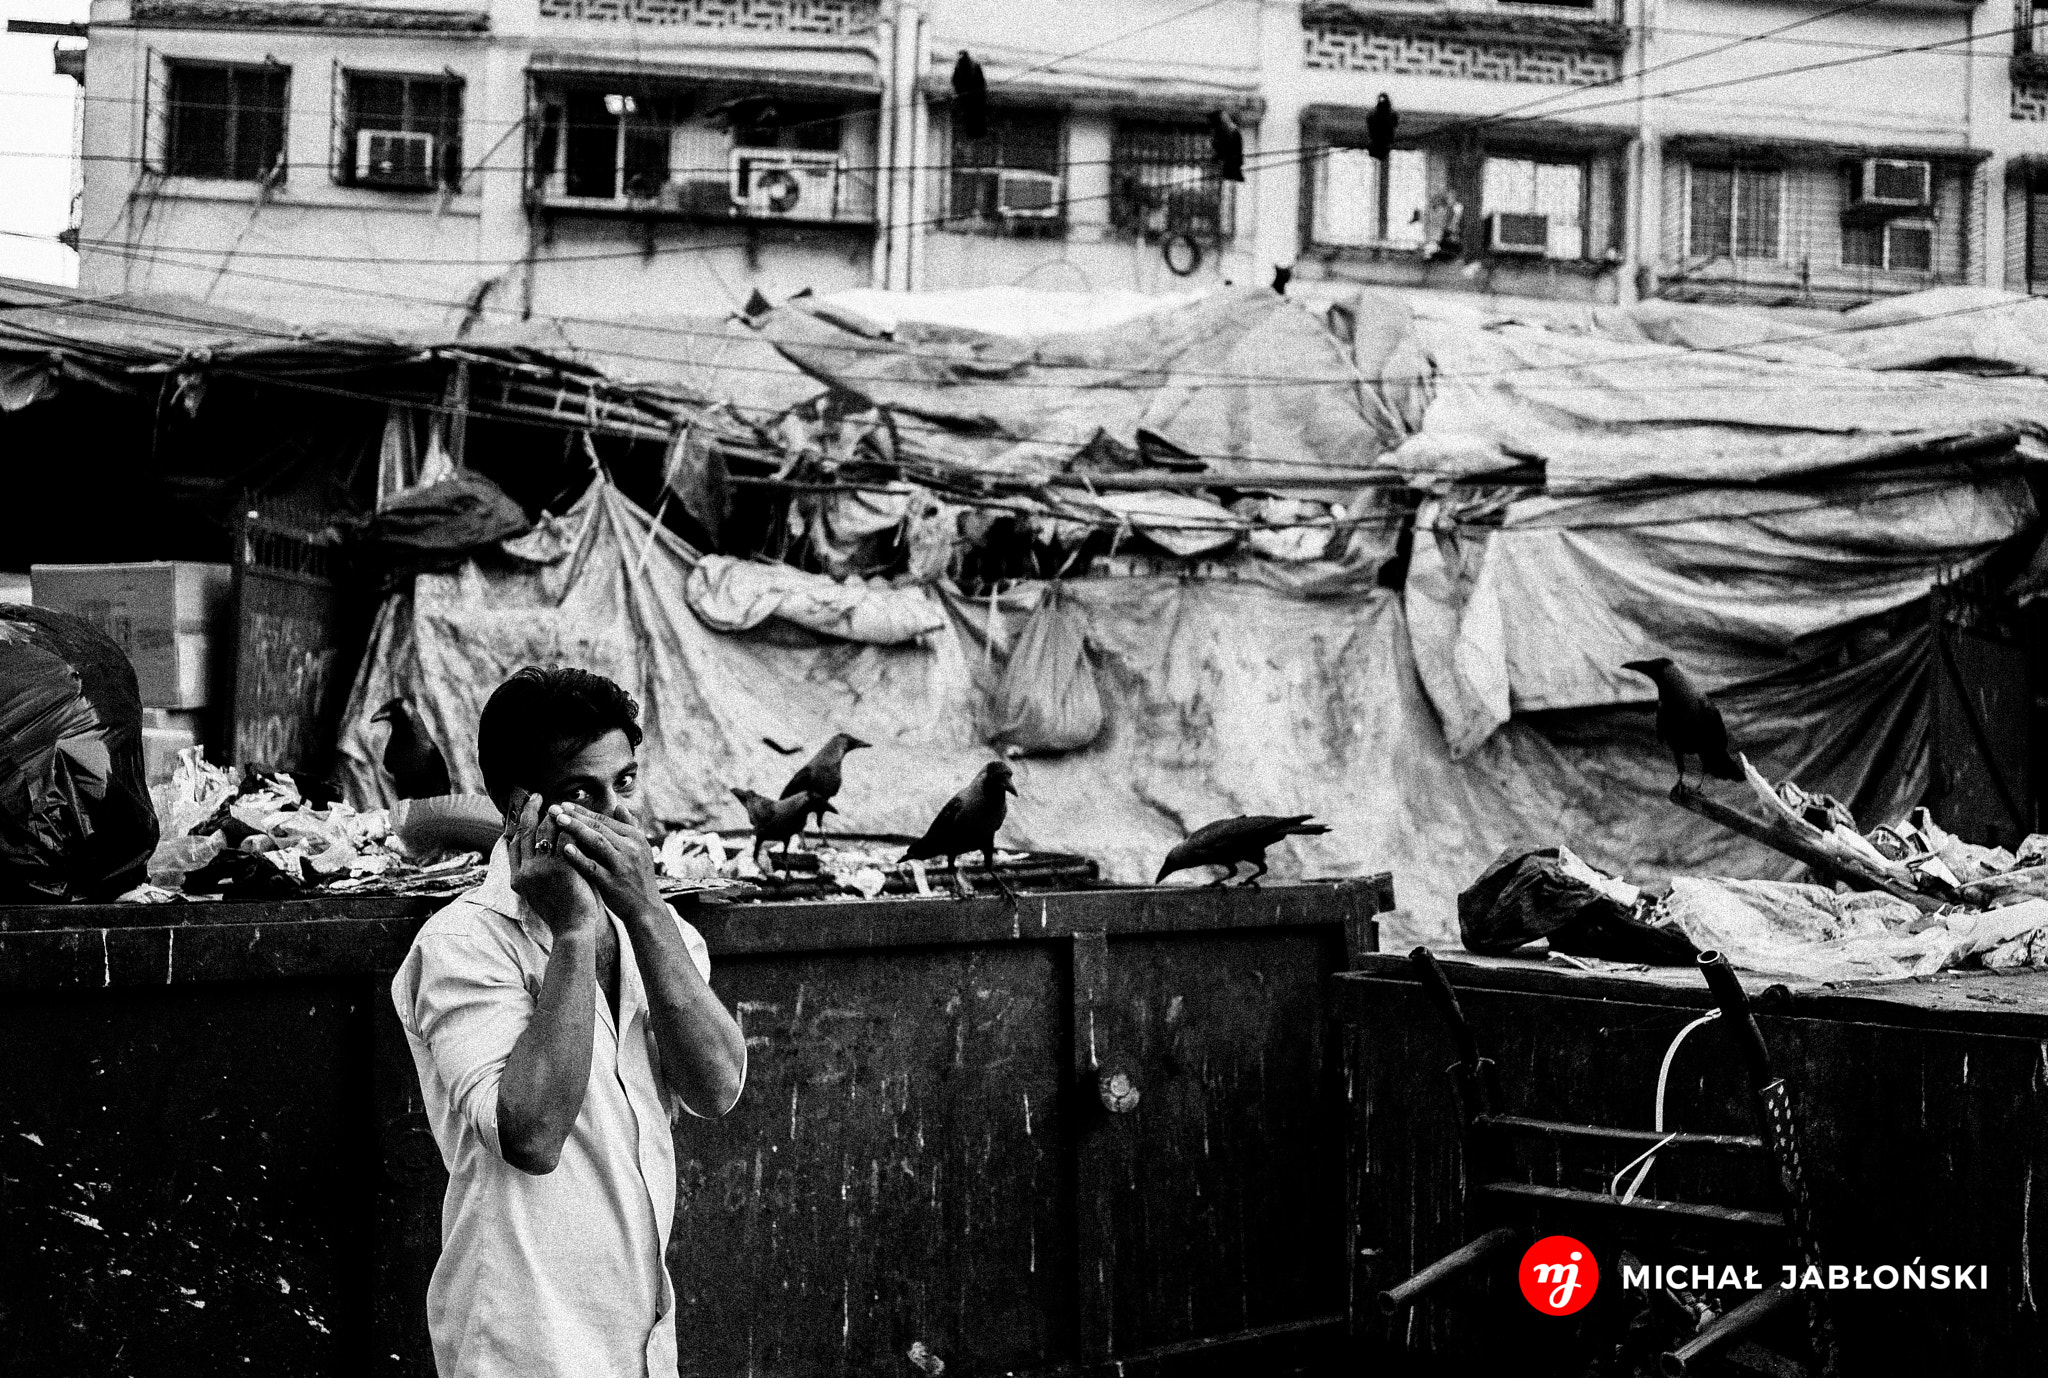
[1855, 158, 1931, 209]
[995, 169, 1062, 219]
[1487, 211, 1549, 256]
[1883, 220, 1935, 272]
[356, 129, 437, 190]
[730, 148, 841, 220]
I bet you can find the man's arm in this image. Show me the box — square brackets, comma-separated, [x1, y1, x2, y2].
[495, 791, 608, 1172]
[494, 927, 598, 1173]
[623, 901, 748, 1118]
[552, 803, 748, 1118]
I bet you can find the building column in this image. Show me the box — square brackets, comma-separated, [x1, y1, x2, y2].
[1251, 0, 1306, 283]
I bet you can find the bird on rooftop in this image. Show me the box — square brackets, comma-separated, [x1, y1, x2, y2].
[779, 732, 870, 841]
[1622, 657, 1743, 789]
[1156, 815, 1330, 888]
[373, 696, 450, 800]
[952, 51, 989, 141]
[1366, 93, 1398, 162]
[900, 761, 1017, 900]
[732, 787, 831, 873]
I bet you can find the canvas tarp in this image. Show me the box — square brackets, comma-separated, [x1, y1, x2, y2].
[1404, 467, 2039, 756]
[1388, 294, 2048, 490]
[336, 480, 1938, 943]
[759, 286, 1409, 482]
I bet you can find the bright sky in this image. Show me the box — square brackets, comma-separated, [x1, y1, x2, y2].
[1, 0, 89, 285]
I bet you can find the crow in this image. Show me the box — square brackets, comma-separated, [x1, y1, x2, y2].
[952, 51, 989, 141]
[732, 787, 832, 872]
[900, 761, 1017, 900]
[1209, 109, 1243, 183]
[1366, 93, 1398, 162]
[373, 697, 450, 800]
[1271, 264, 1292, 296]
[1156, 815, 1330, 888]
[1622, 657, 1743, 787]
[779, 732, 870, 839]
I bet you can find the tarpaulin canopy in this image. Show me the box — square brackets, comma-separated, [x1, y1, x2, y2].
[336, 479, 1942, 942]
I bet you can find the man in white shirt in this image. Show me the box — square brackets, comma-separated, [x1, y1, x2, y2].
[392, 666, 747, 1378]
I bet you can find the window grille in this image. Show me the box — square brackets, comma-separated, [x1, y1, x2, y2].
[1110, 119, 1232, 242]
[166, 61, 288, 182]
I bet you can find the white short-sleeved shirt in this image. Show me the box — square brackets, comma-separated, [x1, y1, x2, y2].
[391, 842, 718, 1378]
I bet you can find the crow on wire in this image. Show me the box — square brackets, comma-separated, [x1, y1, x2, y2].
[779, 732, 870, 841]
[373, 697, 450, 800]
[901, 761, 1017, 900]
[732, 787, 831, 873]
[952, 51, 989, 141]
[1622, 657, 1743, 788]
[1156, 815, 1330, 888]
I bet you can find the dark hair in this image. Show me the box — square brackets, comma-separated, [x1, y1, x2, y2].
[477, 666, 644, 812]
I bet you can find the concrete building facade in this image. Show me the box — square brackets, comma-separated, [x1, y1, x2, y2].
[64, 0, 2048, 329]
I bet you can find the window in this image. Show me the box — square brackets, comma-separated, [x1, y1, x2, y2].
[1313, 146, 1427, 248]
[344, 71, 463, 191]
[1481, 156, 1585, 259]
[167, 62, 288, 182]
[949, 110, 1063, 225]
[532, 86, 862, 221]
[1686, 163, 1782, 261]
[1110, 119, 1232, 241]
[1843, 220, 1935, 273]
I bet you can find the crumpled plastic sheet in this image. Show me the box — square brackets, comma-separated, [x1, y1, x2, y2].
[685, 552, 946, 645]
[1662, 878, 2048, 983]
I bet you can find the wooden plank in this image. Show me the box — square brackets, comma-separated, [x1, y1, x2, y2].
[0, 881, 1393, 990]
[1071, 930, 1115, 1362]
[1340, 952, 2048, 1040]
[1667, 781, 1944, 912]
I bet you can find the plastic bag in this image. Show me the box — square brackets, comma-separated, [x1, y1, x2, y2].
[1459, 845, 1696, 965]
[989, 585, 1105, 756]
[0, 604, 159, 902]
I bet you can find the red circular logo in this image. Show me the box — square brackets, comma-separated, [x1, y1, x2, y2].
[1519, 1235, 1598, 1315]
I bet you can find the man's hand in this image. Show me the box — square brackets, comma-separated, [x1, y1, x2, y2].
[550, 801, 667, 926]
[505, 789, 602, 937]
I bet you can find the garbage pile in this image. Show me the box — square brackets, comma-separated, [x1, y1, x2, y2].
[132, 749, 484, 902]
[1461, 758, 2048, 986]
[131, 748, 1044, 905]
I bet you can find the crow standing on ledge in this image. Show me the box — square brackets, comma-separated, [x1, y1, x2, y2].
[901, 761, 1017, 900]
[952, 51, 989, 141]
[732, 787, 831, 872]
[779, 732, 869, 839]
[373, 696, 450, 799]
[1156, 815, 1330, 888]
[1623, 657, 1743, 787]
[1366, 93, 1398, 162]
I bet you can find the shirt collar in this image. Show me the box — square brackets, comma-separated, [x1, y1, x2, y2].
[469, 841, 650, 1024]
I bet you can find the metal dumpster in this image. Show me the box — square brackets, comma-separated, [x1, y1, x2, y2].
[1336, 953, 2048, 1375]
[0, 877, 1389, 1377]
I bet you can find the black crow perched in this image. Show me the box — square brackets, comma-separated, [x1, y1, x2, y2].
[1366, 93, 1398, 162]
[952, 51, 989, 141]
[1156, 815, 1330, 888]
[901, 761, 1017, 900]
[779, 732, 870, 837]
[1271, 264, 1292, 295]
[1209, 109, 1243, 182]
[373, 697, 450, 799]
[732, 787, 831, 872]
[1623, 657, 1743, 787]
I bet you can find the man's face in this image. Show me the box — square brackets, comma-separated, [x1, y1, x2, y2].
[529, 728, 640, 822]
